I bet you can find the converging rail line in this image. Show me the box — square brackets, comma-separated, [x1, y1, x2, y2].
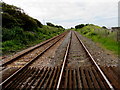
[56, 31, 116, 89]
[1, 31, 120, 89]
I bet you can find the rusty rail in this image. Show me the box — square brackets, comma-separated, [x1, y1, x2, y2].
[0, 31, 68, 87]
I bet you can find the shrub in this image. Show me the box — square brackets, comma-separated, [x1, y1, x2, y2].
[20, 15, 38, 31]
[2, 2, 43, 31]
[75, 24, 85, 29]
[46, 22, 55, 27]
[2, 13, 19, 28]
[2, 27, 24, 41]
[34, 19, 43, 28]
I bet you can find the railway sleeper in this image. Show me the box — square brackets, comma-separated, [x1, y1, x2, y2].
[2, 66, 120, 89]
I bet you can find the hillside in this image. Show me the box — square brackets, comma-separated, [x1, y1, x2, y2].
[74, 24, 118, 55]
[1, 2, 65, 55]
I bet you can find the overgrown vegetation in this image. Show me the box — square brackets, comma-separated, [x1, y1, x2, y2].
[75, 24, 118, 55]
[1, 2, 65, 55]
[2, 2, 43, 30]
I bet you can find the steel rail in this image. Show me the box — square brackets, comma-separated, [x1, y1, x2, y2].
[56, 31, 71, 90]
[0, 32, 67, 88]
[1, 31, 68, 66]
[74, 31, 114, 90]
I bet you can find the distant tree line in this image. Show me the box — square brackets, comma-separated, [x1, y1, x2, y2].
[75, 24, 90, 29]
[46, 22, 64, 29]
[75, 23, 108, 30]
[75, 24, 96, 29]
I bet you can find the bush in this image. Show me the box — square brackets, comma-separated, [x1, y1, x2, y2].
[46, 22, 55, 27]
[90, 32, 97, 36]
[102, 26, 107, 29]
[20, 15, 38, 31]
[2, 2, 43, 31]
[34, 19, 43, 28]
[2, 40, 22, 52]
[2, 13, 19, 28]
[2, 27, 24, 42]
[75, 24, 85, 29]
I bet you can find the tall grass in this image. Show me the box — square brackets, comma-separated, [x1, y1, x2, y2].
[75, 25, 118, 55]
[2, 26, 65, 55]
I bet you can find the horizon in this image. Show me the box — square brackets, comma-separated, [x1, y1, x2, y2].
[3, 0, 119, 29]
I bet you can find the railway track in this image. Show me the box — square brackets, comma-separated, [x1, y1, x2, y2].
[2, 31, 68, 68]
[0, 31, 68, 86]
[1, 31, 120, 89]
[65, 30, 92, 68]
[57, 31, 118, 89]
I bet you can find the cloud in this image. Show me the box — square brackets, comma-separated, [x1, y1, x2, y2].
[3, 0, 119, 28]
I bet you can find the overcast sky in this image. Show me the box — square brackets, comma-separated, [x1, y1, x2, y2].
[3, 0, 119, 28]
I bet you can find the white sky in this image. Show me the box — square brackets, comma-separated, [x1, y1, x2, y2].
[3, 0, 119, 28]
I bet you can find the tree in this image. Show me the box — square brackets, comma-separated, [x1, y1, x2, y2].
[34, 19, 43, 28]
[102, 26, 107, 29]
[75, 24, 85, 29]
[55, 25, 63, 28]
[46, 22, 55, 27]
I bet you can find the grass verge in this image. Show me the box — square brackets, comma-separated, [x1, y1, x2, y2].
[75, 25, 118, 55]
[2, 26, 65, 55]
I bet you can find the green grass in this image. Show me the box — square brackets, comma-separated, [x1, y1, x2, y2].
[90, 35, 118, 53]
[2, 25, 65, 55]
[75, 25, 118, 55]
